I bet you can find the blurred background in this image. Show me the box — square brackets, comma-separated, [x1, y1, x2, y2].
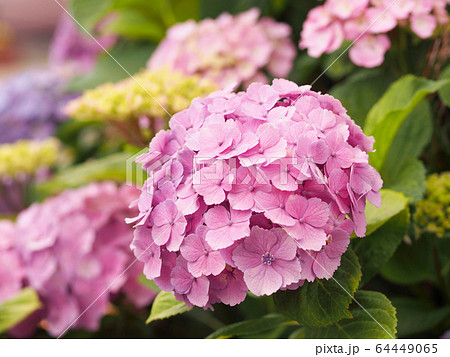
[0, 0, 63, 77]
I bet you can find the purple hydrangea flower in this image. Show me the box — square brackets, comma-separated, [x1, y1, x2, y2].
[0, 68, 74, 144]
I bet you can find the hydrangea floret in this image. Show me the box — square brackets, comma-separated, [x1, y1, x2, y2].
[11, 182, 155, 336]
[65, 68, 218, 145]
[414, 172, 450, 238]
[129, 78, 382, 308]
[147, 8, 296, 88]
[300, 0, 449, 68]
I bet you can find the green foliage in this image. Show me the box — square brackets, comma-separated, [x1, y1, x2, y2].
[305, 291, 397, 338]
[383, 158, 427, 203]
[147, 291, 191, 324]
[67, 41, 155, 92]
[70, 0, 199, 41]
[0, 288, 42, 333]
[35, 152, 131, 198]
[107, 10, 166, 41]
[364, 189, 409, 237]
[352, 208, 409, 286]
[330, 69, 394, 126]
[206, 314, 289, 339]
[200, 0, 275, 18]
[438, 65, 450, 106]
[392, 297, 450, 337]
[288, 54, 320, 85]
[381, 100, 432, 201]
[320, 45, 355, 81]
[380, 236, 436, 285]
[364, 75, 450, 171]
[274, 249, 361, 327]
[69, 0, 112, 32]
[138, 275, 161, 293]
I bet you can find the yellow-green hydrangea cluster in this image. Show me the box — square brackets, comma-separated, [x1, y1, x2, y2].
[414, 172, 450, 238]
[0, 138, 60, 178]
[65, 68, 218, 122]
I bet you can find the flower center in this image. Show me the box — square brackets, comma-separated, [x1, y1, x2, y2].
[227, 220, 233, 226]
[168, 220, 174, 226]
[261, 252, 275, 265]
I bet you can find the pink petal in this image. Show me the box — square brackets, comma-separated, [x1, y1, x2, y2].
[187, 276, 210, 307]
[304, 198, 329, 227]
[204, 206, 230, 229]
[244, 265, 282, 296]
[272, 258, 302, 287]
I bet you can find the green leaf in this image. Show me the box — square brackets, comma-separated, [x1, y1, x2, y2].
[383, 157, 427, 202]
[392, 297, 450, 337]
[438, 65, 450, 106]
[206, 314, 288, 339]
[138, 275, 161, 293]
[67, 41, 155, 92]
[380, 235, 436, 285]
[200, 0, 272, 18]
[107, 10, 165, 41]
[330, 69, 394, 126]
[274, 248, 361, 327]
[305, 290, 397, 338]
[288, 54, 320, 85]
[321, 45, 356, 81]
[147, 291, 190, 324]
[35, 152, 130, 197]
[364, 75, 450, 171]
[364, 189, 409, 237]
[352, 208, 409, 286]
[383, 100, 432, 177]
[0, 288, 42, 333]
[289, 327, 306, 339]
[69, 0, 113, 32]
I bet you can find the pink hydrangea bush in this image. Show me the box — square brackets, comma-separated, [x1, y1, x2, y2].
[12, 182, 155, 337]
[0, 220, 24, 304]
[147, 8, 296, 88]
[300, 0, 449, 67]
[130, 78, 382, 308]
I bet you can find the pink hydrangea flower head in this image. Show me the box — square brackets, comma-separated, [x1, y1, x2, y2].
[13, 183, 155, 336]
[147, 9, 295, 88]
[300, 0, 448, 67]
[131, 79, 381, 307]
